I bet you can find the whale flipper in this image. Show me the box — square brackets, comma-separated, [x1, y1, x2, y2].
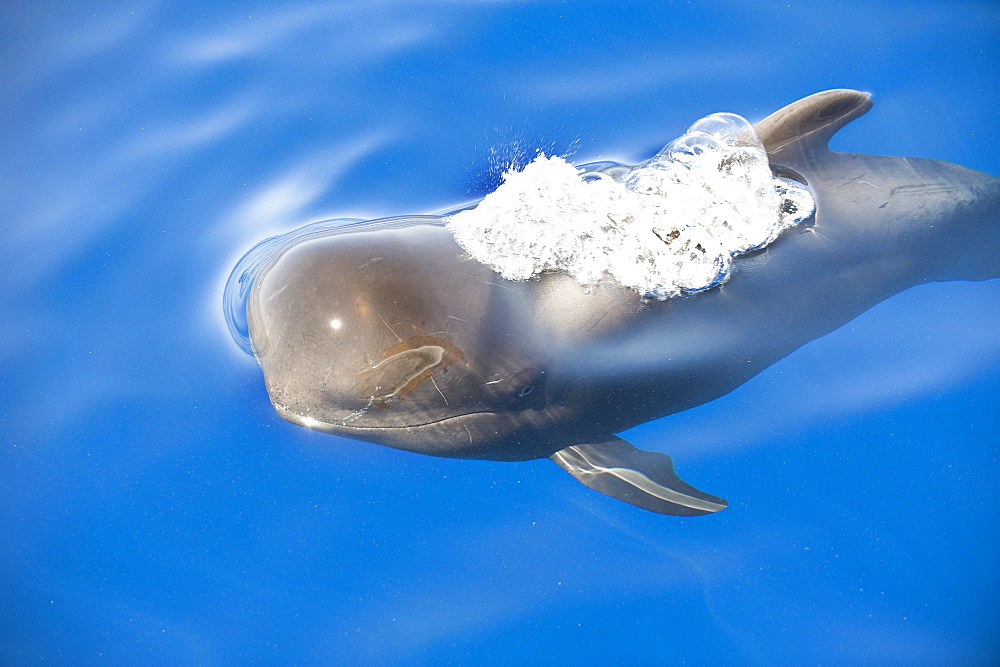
[550, 437, 727, 516]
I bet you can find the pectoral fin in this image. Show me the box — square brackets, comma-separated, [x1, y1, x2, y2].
[550, 437, 727, 516]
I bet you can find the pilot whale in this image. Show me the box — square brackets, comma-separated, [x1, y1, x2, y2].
[236, 90, 999, 516]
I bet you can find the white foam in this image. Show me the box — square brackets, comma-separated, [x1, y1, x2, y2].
[447, 113, 814, 299]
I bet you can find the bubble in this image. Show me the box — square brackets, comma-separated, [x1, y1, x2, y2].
[775, 176, 816, 226]
[684, 112, 760, 149]
[446, 110, 815, 299]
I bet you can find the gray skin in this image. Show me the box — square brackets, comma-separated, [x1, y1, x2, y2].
[245, 90, 999, 516]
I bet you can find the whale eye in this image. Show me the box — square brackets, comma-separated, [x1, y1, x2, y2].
[507, 368, 546, 406]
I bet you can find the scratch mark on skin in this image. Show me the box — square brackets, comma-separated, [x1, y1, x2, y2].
[463, 423, 473, 445]
[586, 308, 613, 332]
[478, 279, 519, 293]
[446, 315, 469, 323]
[266, 284, 291, 304]
[377, 313, 403, 341]
[858, 180, 879, 188]
[429, 374, 449, 406]
[339, 397, 376, 426]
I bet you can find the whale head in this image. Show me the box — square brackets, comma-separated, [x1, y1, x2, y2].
[246, 221, 582, 461]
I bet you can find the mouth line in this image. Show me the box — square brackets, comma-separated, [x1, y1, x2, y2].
[278, 405, 497, 431]
[338, 411, 497, 430]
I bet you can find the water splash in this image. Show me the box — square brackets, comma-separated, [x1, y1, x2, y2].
[447, 113, 815, 299]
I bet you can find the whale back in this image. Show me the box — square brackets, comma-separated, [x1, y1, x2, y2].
[756, 89, 1000, 283]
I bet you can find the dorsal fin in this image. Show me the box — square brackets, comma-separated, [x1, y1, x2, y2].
[755, 89, 872, 163]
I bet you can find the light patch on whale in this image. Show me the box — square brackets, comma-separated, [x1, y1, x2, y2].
[447, 113, 814, 299]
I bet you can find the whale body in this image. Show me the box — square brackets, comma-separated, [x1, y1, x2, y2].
[234, 90, 999, 516]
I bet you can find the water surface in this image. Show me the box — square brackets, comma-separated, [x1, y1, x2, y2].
[2, 1, 998, 663]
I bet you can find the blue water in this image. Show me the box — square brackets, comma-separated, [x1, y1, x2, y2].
[2, 2, 998, 663]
